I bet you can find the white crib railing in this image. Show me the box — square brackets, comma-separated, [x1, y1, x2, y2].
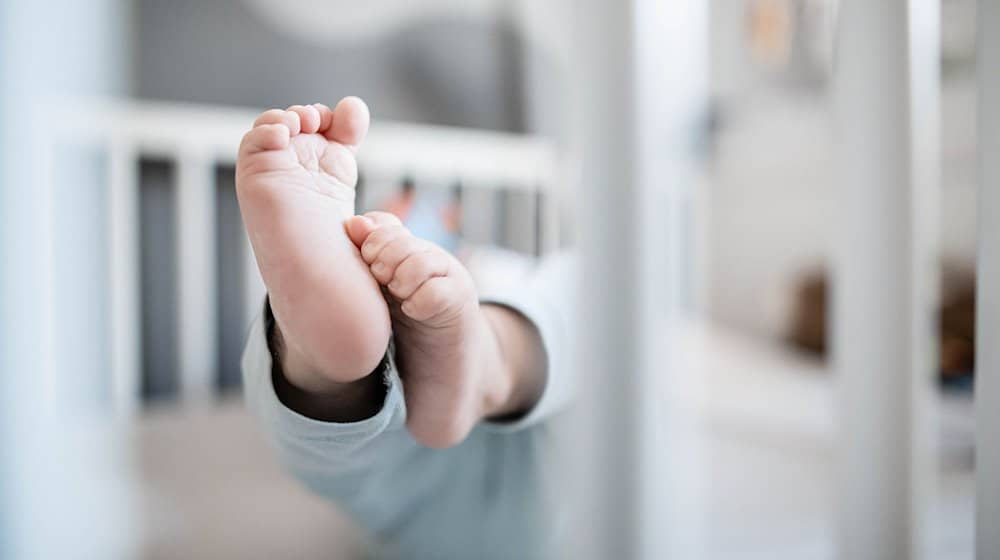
[52, 99, 559, 415]
[833, 2, 940, 558]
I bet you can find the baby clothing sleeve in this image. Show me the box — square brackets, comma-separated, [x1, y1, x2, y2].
[479, 252, 577, 432]
[241, 305, 426, 533]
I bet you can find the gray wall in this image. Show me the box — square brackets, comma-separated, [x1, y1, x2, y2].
[136, 0, 526, 130]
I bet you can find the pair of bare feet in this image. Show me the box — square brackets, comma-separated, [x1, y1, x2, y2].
[236, 98, 543, 448]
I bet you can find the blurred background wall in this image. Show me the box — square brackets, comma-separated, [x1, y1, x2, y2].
[136, 0, 528, 130]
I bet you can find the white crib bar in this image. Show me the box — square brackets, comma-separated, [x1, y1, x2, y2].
[108, 137, 141, 416]
[569, 1, 644, 555]
[568, 0, 707, 557]
[176, 152, 219, 404]
[833, 2, 939, 559]
[976, 2, 1000, 556]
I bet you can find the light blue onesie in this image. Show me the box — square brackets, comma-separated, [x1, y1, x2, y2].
[242, 255, 574, 559]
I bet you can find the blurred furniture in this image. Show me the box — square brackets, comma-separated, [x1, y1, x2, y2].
[786, 266, 977, 381]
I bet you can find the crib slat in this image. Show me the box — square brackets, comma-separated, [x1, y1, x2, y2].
[977, 2, 1000, 556]
[176, 152, 218, 404]
[108, 137, 141, 415]
[833, 2, 939, 558]
[568, 0, 708, 557]
[569, 2, 652, 555]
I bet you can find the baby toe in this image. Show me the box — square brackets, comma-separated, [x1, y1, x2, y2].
[287, 104, 321, 134]
[313, 103, 334, 133]
[388, 250, 450, 300]
[371, 235, 426, 286]
[238, 123, 291, 157]
[345, 215, 377, 247]
[254, 108, 301, 135]
[363, 211, 404, 228]
[328, 96, 370, 150]
[360, 224, 409, 264]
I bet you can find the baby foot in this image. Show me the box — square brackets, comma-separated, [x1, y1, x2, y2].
[236, 98, 391, 391]
[346, 213, 510, 447]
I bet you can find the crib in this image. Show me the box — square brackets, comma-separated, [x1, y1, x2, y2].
[7, 0, 1000, 557]
[42, 99, 560, 415]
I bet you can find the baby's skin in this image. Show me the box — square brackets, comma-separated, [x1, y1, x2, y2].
[236, 98, 544, 447]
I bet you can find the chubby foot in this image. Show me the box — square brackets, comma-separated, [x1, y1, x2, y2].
[346, 213, 542, 447]
[236, 98, 391, 392]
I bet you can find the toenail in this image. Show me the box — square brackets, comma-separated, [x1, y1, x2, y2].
[372, 262, 385, 275]
[388, 281, 399, 291]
